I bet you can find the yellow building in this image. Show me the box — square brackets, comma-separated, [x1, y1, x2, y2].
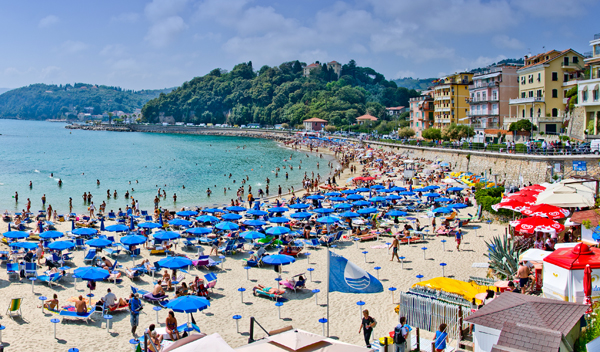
[508, 49, 585, 135]
[432, 72, 473, 127]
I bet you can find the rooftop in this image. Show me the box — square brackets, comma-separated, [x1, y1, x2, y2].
[492, 322, 562, 352]
[356, 114, 378, 121]
[303, 117, 327, 123]
[385, 106, 405, 110]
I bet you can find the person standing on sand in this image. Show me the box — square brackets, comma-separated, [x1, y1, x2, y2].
[26, 198, 31, 213]
[359, 309, 376, 348]
[278, 185, 282, 197]
[389, 236, 400, 262]
[41, 194, 46, 207]
[128, 293, 142, 337]
[455, 228, 462, 251]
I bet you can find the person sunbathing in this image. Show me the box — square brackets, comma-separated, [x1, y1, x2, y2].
[100, 257, 113, 270]
[75, 295, 88, 315]
[147, 324, 163, 352]
[248, 247, 265, 262]
[162, 270, 172, 290]
[255, 285, 284, 295]
[176, 282, 189, 297]
[39, 293, 59, 311]
[166, 311, 181, 340]
[153, 280, 166, 296]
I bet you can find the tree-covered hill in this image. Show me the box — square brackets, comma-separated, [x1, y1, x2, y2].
[0, 83, 172, 119]
[392, 77, 437, 91]
[142, 60, 420, 127]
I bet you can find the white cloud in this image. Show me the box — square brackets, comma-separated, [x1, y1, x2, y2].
[511, 0, 593, 18]
[39, 15, 59, 28]
[110, 13, 140, 23]
[145, 16, 187, 48]
[395, 70, 416, 79]
[61, 40, 88, 54]
[193, 32, 222, 42]
[40, 66, 61, 79]
[145, 0, 189, 21]
[492, 35, 524, 50]
[468, 55, 508, 70]
[100, 44, 127, 57]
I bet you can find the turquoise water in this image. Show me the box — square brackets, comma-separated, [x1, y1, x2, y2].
[0, 120, 330, 213]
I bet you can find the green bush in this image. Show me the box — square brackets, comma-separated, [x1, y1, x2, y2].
[475, 186, 512, 216]
[408, 140, 417, 145]
[515, 143, 526, 153]
[442, 141, 451, 147]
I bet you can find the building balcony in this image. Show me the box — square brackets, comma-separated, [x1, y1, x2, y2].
[468, 111, 499, 117]
[509, 97, 545, 105]
[468, 97, 499, 104]
[471, 122, 500, 129]
[538, 116, 564, 123]
[561, 62, 584, 70]
[469, 82, 499, 90]
[437, 107, 451, 112]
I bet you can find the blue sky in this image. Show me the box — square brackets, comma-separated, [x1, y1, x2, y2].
[1, 0, 598, 90]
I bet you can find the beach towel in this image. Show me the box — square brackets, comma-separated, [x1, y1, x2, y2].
[370, 245, 387, 249]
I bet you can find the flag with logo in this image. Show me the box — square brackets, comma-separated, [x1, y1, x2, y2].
[328, 251, 383, 294]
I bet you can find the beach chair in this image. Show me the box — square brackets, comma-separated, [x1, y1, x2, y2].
[24, 262, 37, 277]
[141, 210, 148, 216]
[104, 247, 121, 258]
[125, 268, 144, 280]
[108, 211, 116, 220]
[182, 238, 195, 249]
[62, 252, 74, 262]
[303, 238, 320, 249]
[319, 235, 335, 246]
[281, 274, 306, 293]
[75, 238, 86, 250]
[253, 285, 285, 301]
[37, 272, 63, 287]
[204, 273, 217, 292]
[83, 248, 97, 262]
[59, 309, 95, 323]
[6, 263, 19, 279]
[145, 215, 153, 221]
[6, 298, 23, 319]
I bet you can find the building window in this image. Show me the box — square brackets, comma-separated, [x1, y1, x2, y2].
[583, 90, 588, 102]
[537, 73, 541, 82]
[552, 89, 558, 98]
[528, 91, 533, 98]
[537, 90, 542, 98]
[573, 56, 579, 64]
[552, 72, 558, 81]
[521, 92, 526, 98]
[594, 89, 599, 101]
[521, 76, 525, 84]
[564, 90, 568, 98]
[552, 108, 558, 117]
[492, 90, 497, 100]
[522, 109, 525, 118]
[528, 75, 533, 83]
[530, 108, 533, 117]
[537, 108, 541, 117]
[482, 92, 487, 101]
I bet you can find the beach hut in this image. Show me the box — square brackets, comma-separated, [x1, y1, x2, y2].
[235, 328, 372, 352]
[162, 333, 235, 352]
[542, 243, 600, 302]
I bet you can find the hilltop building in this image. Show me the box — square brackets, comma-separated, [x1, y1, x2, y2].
[385, 106, 408, 117]
[356, 114, 378, 125]
[303, 61, 342, 78]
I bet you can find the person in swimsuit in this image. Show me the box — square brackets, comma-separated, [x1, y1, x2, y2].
[389, 236, 400, 262]
[166, 310, 181, 340]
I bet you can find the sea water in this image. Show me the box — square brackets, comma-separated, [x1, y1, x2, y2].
[0, 120, 330, 214]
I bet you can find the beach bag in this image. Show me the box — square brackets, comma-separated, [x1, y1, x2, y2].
[394, 325, 406, 345]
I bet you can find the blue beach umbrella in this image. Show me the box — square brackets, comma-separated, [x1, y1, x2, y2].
[39, 231, 64, 239]
[314, 208, 335, 214]
[325, 192, 342, 197]
[247, 209, 268, 216]
[176, 210, 198, 217]
[412, 188, 427, 192]
[158, 256, 193, 269]
[433, 207, 455, 214]
[329, 197, 347, 202]
[339, 211, 360, 218]
[262, 254, 295, 266]
[369, 196, 387, 202]
[352, 200, 371, 207]
[138, 222, 163, 229]
[226, 206, 247, 213]
[169, 219, 192, 227]
[3, 231, 29, 239]
[440, 162, 450, 167]
[391, 187, 407, 192]
[120, 235, 147, 246]
[203, 208, 224, 214]
[268, 207, 289, 213]
[215, 222, 239, 231]
[334, 203, 353, 210]
[47, 240, 75, 251]
[266, 226, 290, 236]
[242, 231, 266, 240]
[449, 203, 467, 209]
[447, 187, 464, 192]
[357, 207, 378, 215]
[11, 242, 38, 250]
[73, 266, 110, 281]
[388, 210, 408, 217]
[184, 227, 212, 235]
[386, 194, 402, 201]
[196, 215, 219, 223]
[243, 219, 267, 227]
[289, 203, 310, 210]
[370, 185, 385, 190]
[154, 231, 181, 241]
[269, 217, 290, 224]
[356, 188, 370, 193]
[221, 213, 242, 221]
[85, 238, 112, 248]
[72, 228, 98, 236]
[341, 189, 357, 194]
[399, 191, 416, 196]
[347, 194, 364, 200]
[436, 197, 453, 203]
[316, 216, 340, 224]
[427, 185, 440, 190]
[165, 295, 210, 313]
[105, 224, 129, 232]
[290, 212, 312, 219]
[306, 195, 325, 200]
[423, 193, 441, 198]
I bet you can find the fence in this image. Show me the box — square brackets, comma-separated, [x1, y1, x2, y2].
[398, 292, 473, 340]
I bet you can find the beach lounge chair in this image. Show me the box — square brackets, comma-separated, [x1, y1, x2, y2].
[104, 247, 121, 258]
[319, 235, 335, 246]
[125, 267, 144, 280]
[131, 286, 169, 304]
[24, 262, 37, 277]
[204, 273, 217, 292]
[83, 249, 97, 262]
[59, 309, 95, 323]
[281, 274, 306, 293]
[75, 238, 86, 250]
[303, 238, 320, 249]
[6, 298, 23, 319]
[62, 252, 74, 262]
[108, 211, 116, 220]
[37, 272, 63, 287]
[253, 285, 285, 301]
[7, 262, 19, 279]
[193, 255, 220, 269]
[358, 233, 378, 242]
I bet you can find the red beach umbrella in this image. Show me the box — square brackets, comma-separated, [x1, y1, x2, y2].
[506, 193, 537, 204]
[521, 203, 570, 219]
[522, 185, 546, 192]
[584, 264, 593, 313]
[492, 199, 528, 212]
[509, 216, 565, 235]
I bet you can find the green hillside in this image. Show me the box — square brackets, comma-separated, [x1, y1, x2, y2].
[0, 83, 172, 119]
[392, 77, 436, 91]
[142, 60, 420, 128]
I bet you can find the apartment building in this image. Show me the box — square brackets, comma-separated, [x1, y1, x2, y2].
[432, 72, 473, 128]
[409, 91, 434, 138]
[576, 34, 600, 134]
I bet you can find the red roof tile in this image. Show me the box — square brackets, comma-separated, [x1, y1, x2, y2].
[356, 114, 378, 121]
[303, 117, 327, 122]
[306, 63, 319, 68]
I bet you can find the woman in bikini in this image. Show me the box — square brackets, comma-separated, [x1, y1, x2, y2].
[165, 310, 181, 340]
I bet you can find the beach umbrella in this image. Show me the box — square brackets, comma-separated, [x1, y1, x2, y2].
[203, 208, 224, 213]
[352, 200, 371, 207]
[184, 227, 212, 235]
[242, 231, 266, 240]
[355, 188, 370, 193]
[3, 231, 29, 239]
[39, 230, 64, 240]
[412, 188, 427, 192]
[168, 219, 193, 227]
[436, 197, 453, 203]
[391, 187, 407, 192]
[165, 295, 210, 313]
[247, 209, 268, 216]
[433, 207, 455, 214]
[325, 192, 342, 197]
[11, 242, 38, 250]
[334, 203, 353, 210]
[369, 196, 387, 202]
[269, 217, 290, 224]
[522, 185, 546, 192]
[370, 185, 385, 190]
[262, 254, 296, 266]
[158, 256, 193, 270]
[339, 211, 360, 218]
[85, 238, 112, 248]
[398, 191, 415, 196]
[306, 195, 325, 200]
[316, 216, 339, 224]
[347, 194, 364, 200]
[120, 235, 147, 246]
[129, 216, 135, 231]
[341, 189, 357, 194]
[584, 264, 593, 312]
[154, 231, 181, 241]
[196, 215, 219, 223]
[266, 226, 290, 236]
[100, 219, 105, 231]
[290, 212, 312, 219]
[314, 208, 335, 214]
[176, 210, 198, 217]
[447, 187, 464, 192]
[215, 221, 239, 231]
[357, 207, 378, 215]
[74, 266, 110, 281]
[386, 194, 402, 201]
[388, 210, 408, 217]
[329, 197, 347, 202]
[226, 206, 247, 212]
[423, 192, 441, 198]
[72, 228, 98, 236]
[491, 199, 528, 212]
[520, 204, 570, 220]
[221, 213, 242, 221]
[510, 216, 565, 235]
[47, 240, 75, 251]
[289, 203, 310, 209]
[105, 224, 129, 232]
[440, 162, 450, 167]
[138, 222, 162, 229]
[268, 207, 288, 213]
[427, 185, 440, 190]
[505, 193, 537, 204]
[449, 203, 467, 209]
[243, 219, 267, 227]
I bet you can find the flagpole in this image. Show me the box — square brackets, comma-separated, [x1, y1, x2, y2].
[326, 248, 330, 337]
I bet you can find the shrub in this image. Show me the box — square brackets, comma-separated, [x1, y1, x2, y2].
[515, 143, 526, 153]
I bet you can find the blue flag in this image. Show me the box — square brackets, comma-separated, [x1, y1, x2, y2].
[328, 251, 383, 294]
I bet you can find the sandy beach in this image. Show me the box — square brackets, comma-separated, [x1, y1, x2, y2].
[0, 141, 502, 352]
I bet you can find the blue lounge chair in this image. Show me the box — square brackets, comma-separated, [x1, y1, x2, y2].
[141, 210, 148, 216]
[83, 249, 97, 262]
[59, 309, 95, 323]
[7, 263, 19, 279]
[108, 211, 116, 220]
[303, 238, 320, 249]
[204, 273, 217, 292]
[75, 238, 86, 250]
[104, 247, 121, 258]
[38, 272, 62, 287]
[24, 262, 37, 277]
[62, 252, 74, 262]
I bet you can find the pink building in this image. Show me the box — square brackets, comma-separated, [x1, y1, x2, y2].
[409, 91, 434, 138]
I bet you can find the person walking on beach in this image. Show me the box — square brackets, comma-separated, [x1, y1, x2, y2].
[41, 194, 46, 207]
[69, 197, 73, 214]
[128, 293, 142, 337]
[455, 228, 462, 251]
[389, 236, 400, 262]
[394, 316, 409, 352]
[278, 185, 282, 197]
[359, 309, 376, 348]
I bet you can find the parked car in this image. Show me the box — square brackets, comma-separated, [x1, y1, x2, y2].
[574, 142, 590, 154]
[590, 140, 600, 154]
